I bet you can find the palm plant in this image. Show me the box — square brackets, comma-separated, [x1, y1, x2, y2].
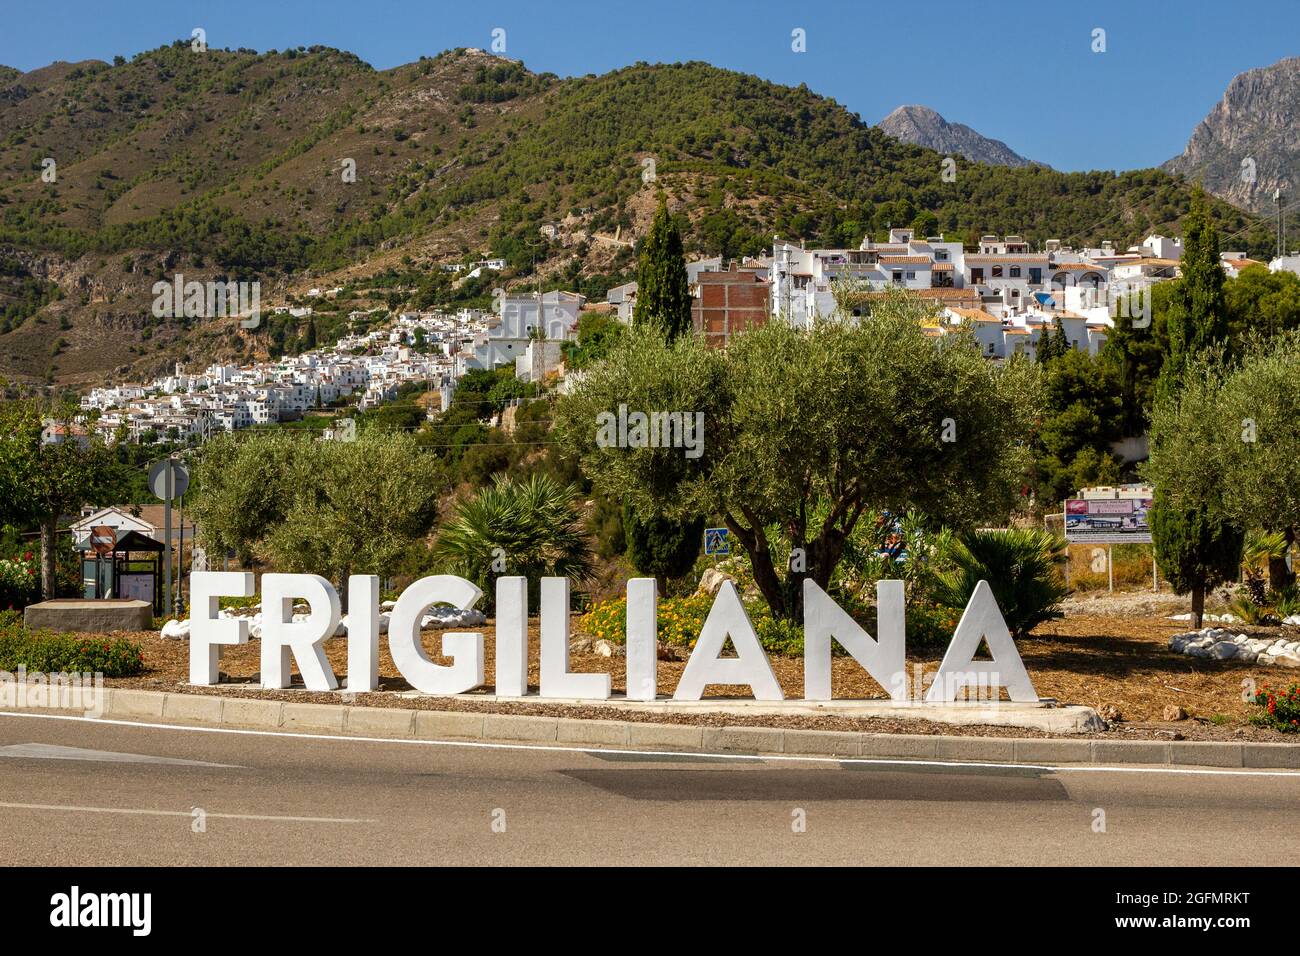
[432, 473, 594, 609]
[933, 528, 1068, 638]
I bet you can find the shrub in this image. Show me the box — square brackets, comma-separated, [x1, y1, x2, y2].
[1250, 683, 1300, 732]
[577, 592, 808, 655]
[0, 551, 39, 610]
[0, 621, 146, 677]
[933, 528, 1068, 638]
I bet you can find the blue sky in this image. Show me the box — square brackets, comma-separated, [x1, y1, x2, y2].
[2, 0, 1297, 172]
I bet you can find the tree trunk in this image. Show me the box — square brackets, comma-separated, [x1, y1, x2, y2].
[1268, 527, 1296, 593]
[1191, 585, 1205, 630]
[40, 516, 58, 601]
[724, 513, 788, 619]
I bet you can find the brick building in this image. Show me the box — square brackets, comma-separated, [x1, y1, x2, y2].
[692, 264, 770, 347]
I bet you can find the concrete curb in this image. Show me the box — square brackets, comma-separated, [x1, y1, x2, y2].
[2, 687, 1294, 770]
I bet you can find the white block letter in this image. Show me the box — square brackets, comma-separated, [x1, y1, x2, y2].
[926, 580, 1038, 703]
[625, 578, 658, 701]
[188, 571, 253, 685]
[674, 581, 782, 701]
[495, 576, 528, 697]
[261, 574, 340, 691]
[804, 578, 906, 700]
[540, 577, 610, 699]
[346, 575, 380, 692]
[389, 575, 485, 695]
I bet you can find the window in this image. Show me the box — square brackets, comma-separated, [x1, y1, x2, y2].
[935, 249, 949, 261]
[892, 271, 903, 285]
[992, 265, 1003, 278]
[971, 268, 984, 283]
[1010, 266, 1021, 278]
[905, 271, 916, 280]
[1029, 268, 1042, 284]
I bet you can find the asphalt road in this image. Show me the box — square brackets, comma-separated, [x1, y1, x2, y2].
[0, 711, 1297, 866]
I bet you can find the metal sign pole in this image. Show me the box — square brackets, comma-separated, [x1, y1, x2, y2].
[164, 462, 173, 618]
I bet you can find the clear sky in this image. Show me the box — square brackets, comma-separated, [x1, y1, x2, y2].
[2, 0, 1297, 172]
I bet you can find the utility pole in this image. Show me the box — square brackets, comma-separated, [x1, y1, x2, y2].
[1276, 188, 1286, 258]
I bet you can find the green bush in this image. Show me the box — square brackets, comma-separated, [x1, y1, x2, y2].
[577, 591, 810, 655]
[1250, 683, 1300, 732]
[0, 621, 146, 677]
[933, 528, 1068, 638]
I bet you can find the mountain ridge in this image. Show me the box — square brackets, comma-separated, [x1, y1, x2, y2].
[1163, 56, 1300, 214]
[0, 43, 1271, 387]
[877, 104, 1036, 168]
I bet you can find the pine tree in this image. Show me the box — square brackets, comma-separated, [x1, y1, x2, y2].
[633, 196, 692, 339]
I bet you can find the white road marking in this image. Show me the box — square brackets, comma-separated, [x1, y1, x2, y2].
[1, 709, 1298, 779]
[0, 800, 373, 824]
[0, 742, 240, 767]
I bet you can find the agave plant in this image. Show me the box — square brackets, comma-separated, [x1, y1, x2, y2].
[933, 528, 1068, 639]
[432, 473, 594, 608]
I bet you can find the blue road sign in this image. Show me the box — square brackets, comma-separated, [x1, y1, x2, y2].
[704, 527, 730, 556]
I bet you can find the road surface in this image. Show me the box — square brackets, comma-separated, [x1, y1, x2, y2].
[0, 711, 1296, 866]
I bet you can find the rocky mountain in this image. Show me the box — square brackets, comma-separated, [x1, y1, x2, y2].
[878, 105, 1035, 168]
[1163, 57, 1300, 214]
[0, 43, 1267, 387]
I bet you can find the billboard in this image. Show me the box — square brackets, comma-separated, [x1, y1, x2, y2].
[1064, 497, 1152, 544]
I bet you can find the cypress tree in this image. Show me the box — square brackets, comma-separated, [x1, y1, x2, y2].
[1150, 487, 1243, 628]
[1158, 188, 1228, 400]
[633, 196, 692, 339]
[625, 198, 698, 586]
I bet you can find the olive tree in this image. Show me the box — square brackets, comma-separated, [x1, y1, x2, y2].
[1143, 350, 1244, 626]
[1203, 332, 1300, 590]
[555, 293, 1041, 620]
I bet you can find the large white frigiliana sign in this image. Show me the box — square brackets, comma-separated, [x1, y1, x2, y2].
[187, 574, 1037, 703]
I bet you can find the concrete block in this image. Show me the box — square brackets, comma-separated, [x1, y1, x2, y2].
[221, 697, 283, 729]
[702, 726, 784, 754]
[1012, 738, 1093, 764]
[859, 734, 938, 760]
[106, 688, 166, 718]
[162, 693, 224, 723]
[345, 707, 415, 737]
[1170, 742, 1243, 768]
[414, 710, 485, 740]
[24, 599, 152, 633]
[281, 702, 346, 732]
[1091, 740, 1171, 764]
[482, 713, 559, 742]
[1243, 743, 1300, 769]
[934, 736, 1015, 762]
[628, 722, 704, 751]
[781, 729, 861, 757]
[556, 717, 629, 746]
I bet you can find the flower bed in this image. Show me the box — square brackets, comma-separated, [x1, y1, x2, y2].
[0, 616, 145, 677]
[1250, 683, 1300, 732]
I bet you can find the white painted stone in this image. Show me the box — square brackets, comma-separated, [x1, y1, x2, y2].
[189, 571, 254, 685]
[674, 581, 783, 702]
[926, 580, 1037, 703]
[804, 578, 905, 701]
[540, 577, 610, 700]
[388, 574, 485, 695]
[260, 573, 340, 691]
